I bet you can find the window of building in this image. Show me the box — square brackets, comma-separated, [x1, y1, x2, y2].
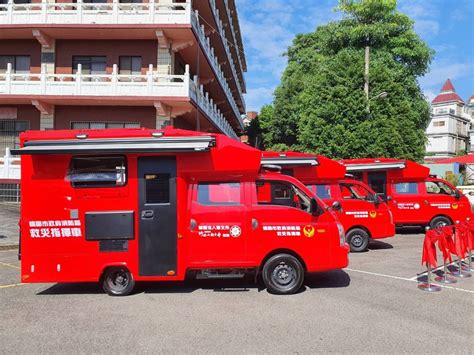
[256, 181, 311, 212]
[67, 156, 127, 188]
[0, 55, 30, 74]
[71, 122, 140, 129]
[119, 56, 142, 75]
[0, 120, 29, 152]
[145, 174, 170, 204]
[72, 56, 106, 76]
[197, 182, 241, 206]
[433, 121, 445, 127]
[394, 182, 419, 195]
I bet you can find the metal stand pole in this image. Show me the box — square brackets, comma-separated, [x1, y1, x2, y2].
[418, 265, 442, 292]
[462, 250, 474, 272]
[451, 256, 472, 278]
[434, 262, 457, 284]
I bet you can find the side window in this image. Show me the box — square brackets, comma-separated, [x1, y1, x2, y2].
[256, 180, 311, 213]
[307, 184, 331, 199]
[67, 156, 126, 188]
[394, 182, 419, 195]
[197, 182, 241, 206]
[340, 183, 370, 200]
[426, 181, 455, 196]
[145, 174, 170, 204]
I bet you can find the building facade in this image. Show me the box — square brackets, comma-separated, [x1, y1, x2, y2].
[0, 0, 247, 154]
[425, 79, 473, 159]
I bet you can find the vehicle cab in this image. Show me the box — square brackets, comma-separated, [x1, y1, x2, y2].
[342, 158, 473, 229]
[262, 152, 395, 252]
[15, 128, 348, 296]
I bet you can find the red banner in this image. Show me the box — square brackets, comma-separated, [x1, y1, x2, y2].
[422, 229, 439, 269]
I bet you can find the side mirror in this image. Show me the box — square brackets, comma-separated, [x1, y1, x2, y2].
[376, 193, 387, 202]
[454, 190, 461, 200]
[310, 197, 321, 216]
[332, 201, 342, 211]
[386, 195, 393, 202]
[469, 191, 474, 196]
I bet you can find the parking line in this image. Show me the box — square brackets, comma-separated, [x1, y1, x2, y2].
[346, 268, 474, 294]
[0, 283, 25, 289]
[0, 261, 20, 269]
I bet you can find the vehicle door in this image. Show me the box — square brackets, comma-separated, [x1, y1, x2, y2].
[188, 181, 248, 266]
[247, 179, 333, 262]
[424, 180, 464, 220]
[390, 181, 426, 224]
[337, 182, 379, 225]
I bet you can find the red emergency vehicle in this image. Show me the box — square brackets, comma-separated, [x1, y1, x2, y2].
[261, 152, 395, 252]
[341, 158, 473, 229]
[13, 128, 348, 296]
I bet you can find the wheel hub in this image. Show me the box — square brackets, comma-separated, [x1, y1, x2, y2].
[352, 235, 363, 247]
[272, 264, 295, 286]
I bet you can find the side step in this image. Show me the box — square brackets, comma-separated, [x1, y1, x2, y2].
[196, 269, 249, 280]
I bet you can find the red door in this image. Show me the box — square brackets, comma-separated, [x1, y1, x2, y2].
[389, 181, 427, 224]
[188, 181, 249, 266]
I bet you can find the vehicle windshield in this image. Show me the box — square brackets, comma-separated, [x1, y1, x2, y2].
[426, 180, 457, 196]
[257, 180, 312, 213]
[340, 182, 372, 201]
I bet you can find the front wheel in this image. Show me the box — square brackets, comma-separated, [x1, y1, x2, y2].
[429, 216, 452, 229]
[262, 254, 304, 295]
[102, 267, 135, 296]
[347, 228, 370, 252]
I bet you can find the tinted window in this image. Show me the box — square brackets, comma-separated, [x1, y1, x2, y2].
[307, 184, 331, 199]
[197, 182, 241, 206]
[394, 182, 419, 195]
[68, 156, 126, 188]
[426, 181, 456, 196]
[145, 174, 170, 204]
[257, 181, 312, 213]
[340, 183, 371, 200]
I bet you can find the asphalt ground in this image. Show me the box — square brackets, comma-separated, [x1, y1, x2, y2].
[1, 230, 473, 353]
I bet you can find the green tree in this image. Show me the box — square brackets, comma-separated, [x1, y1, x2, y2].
[260, 0, 434, 161]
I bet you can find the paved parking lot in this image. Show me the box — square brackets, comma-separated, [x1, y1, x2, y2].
[1, 230, 473, 353]
[0, 203, 19, 248]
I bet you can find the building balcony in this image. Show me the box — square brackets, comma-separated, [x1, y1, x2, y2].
[0, 0, 191, 26]
[0, 64, 238, 139]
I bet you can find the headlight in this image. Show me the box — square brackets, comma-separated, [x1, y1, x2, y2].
[337, 223, 345, 246]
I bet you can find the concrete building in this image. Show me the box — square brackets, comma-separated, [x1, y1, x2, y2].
[0, 0, 247, 154]
[425, 79, 473, 160]
[468, 95, 474, 153]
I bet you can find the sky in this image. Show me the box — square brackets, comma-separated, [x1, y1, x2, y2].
[237, 0, 474, 112]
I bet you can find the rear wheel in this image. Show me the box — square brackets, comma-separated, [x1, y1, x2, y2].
[262, 254, 304, 295]
[430, 216, 451, 229]
[347, 228, 370, 252]
[102, 267, 135, 296]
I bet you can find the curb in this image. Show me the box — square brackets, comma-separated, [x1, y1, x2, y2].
[0, 245, 19, 251]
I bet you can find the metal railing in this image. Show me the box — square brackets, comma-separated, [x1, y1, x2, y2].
[0, 0, 191, 25]
[0, 148, 21, 180]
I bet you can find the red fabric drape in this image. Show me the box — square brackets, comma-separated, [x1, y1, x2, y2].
[422, 229, 439, 269]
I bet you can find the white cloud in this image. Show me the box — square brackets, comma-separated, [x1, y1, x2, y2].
[244, 86, 275, 112]
[420, 62, 473, 88]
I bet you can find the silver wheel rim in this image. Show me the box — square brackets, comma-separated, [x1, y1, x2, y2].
[272, 263, 297, 287]
[352, 234, 364, 248]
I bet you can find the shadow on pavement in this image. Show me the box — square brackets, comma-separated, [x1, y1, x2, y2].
[396, 226, 425, 235]
[368, 240, 393, 250]
[37, 270, 351, 296]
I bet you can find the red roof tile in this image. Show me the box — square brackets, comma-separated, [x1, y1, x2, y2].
[431, 79, 465, 104]
[435, 154, 474, 164]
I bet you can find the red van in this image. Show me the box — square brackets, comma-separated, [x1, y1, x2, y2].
[262, 152, 395, 252]
[341, 158, 473, 229]
[13, 128, 348, 295]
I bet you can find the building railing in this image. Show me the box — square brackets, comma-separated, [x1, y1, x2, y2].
[0, 63, 238, 139]
[208, 0, 245, 108]
[192, 9, 243, 129]
[0, 0, 191, 25]
[0, 148, 20, 181]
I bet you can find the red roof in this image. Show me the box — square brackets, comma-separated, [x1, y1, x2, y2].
[431, 79, 465, 104]
[435, 154, 474, 164]
[468, 94, 474, 103]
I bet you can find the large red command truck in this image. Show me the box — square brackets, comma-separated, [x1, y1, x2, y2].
[261, 152, 395, 252]
[13, 128, 348, 296]
[341, 158, 473, 229]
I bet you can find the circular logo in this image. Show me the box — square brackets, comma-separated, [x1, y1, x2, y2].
[414, 203, 421, 210]
[369, 211, 377, 219]
[229, 225, 242, 238]
[303, 225, 315, 238]
[452, 203, 459, 210]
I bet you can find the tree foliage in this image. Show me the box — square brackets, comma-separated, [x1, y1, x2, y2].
[260, 0, 434, 161]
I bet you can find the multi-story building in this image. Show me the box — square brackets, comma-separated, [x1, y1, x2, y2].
[0, 0, 247, 154]
[425, 79, 472, 159]
[468, 95, 474, 153]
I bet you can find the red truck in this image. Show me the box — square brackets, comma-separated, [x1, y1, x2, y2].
[341, 158, 473, 228]
[262, 152, 395, 252]
[13, 128, 349, 296]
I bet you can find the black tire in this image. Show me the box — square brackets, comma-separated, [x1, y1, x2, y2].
[347, 228, 370, 252]
[430, 216, 452, 229]
[262, 254, 304, 295]
[102, 267, 135, 296]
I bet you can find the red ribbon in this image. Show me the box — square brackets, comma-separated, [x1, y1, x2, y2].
[422, 229, 440, 269]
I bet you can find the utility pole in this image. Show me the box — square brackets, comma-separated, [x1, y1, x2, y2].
[364, 45, 370, 102]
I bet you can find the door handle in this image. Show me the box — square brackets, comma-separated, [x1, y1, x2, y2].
[252, 218, 259, 230]
[141, 210, 154, 219]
